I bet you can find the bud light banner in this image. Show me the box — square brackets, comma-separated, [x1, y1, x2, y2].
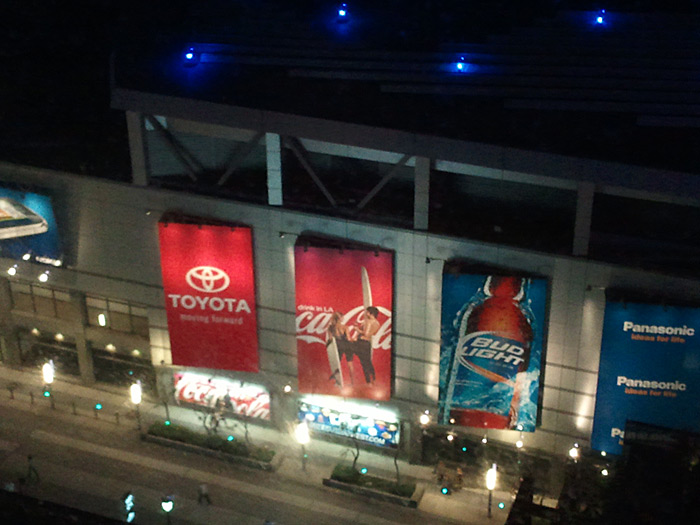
[0, 186, 62, 265]
[295, 245, 393, 401]
[158, 221, 259, 372]
[591, 301, 700, 455]
[174, 372, 270, 420]
[438, 274, 547, 432]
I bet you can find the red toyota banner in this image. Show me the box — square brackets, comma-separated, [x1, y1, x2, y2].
[295, 245, 393, 400]
[158, 221, 259, 372]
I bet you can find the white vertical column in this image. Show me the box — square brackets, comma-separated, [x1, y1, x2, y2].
[414, 156, 431, 231]
[0, 278, 21, 365]
[266, 133, 283, 206]
[573, 182, 595, 256]
[70, 291, 95, 385]
[126, 111, 148, 187]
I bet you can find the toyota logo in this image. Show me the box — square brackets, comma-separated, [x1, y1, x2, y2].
[185, 266, 230, 293]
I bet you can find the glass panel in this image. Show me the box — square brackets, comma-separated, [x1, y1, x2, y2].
[109, 301, 130, 314]
[33, 296, 56, 317]
[131, 315, 150, 338]
[87, 306, 106, 327]
[110, 311, 132, 332]
[54, 290, 71, 302]
[32, 286, 54, 298]
[10, 282, 31, 293]
[12, 292, 34, 312]
[55, 300, 78, 321]
[86, 296, 107, 309]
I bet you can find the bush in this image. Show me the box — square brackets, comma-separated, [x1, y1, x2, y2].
[331, 463, 415, 498]
[147, 421, 275, 462]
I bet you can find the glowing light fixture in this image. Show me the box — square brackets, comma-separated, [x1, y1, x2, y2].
[482, 434, 488, 444]
[419, 412, 430, 425]
[38, 271, 49, 283]
[106, 343, 116, 352]
[338, 3, 348, 18]
[569, 443, 580, 460]
[295, 421, 310, 445]
[601, 451, 607, 457]
[31, 328, 40, 336]
[98, 313, 107, 326]
[283, 384, 292, 394]
[601, 468, 609, 476]
[183, 47, 200, 67]
[7, 265, 17, 276]
[55, 333, 64, 342]
[42, 360, 55, 385]
[22, 253, 31, 261]
[130, 382, 142, 405]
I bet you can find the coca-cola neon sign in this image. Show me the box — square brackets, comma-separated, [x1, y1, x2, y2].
[173, 372, 270, 420]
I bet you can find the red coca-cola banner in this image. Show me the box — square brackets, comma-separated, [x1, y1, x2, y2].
[295, 245, 393, 400]
[158, 221, 259, 372]
[173, 372, 270, 420]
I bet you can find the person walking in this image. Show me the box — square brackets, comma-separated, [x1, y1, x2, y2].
[198, 482, 211, 505]
[26, 455, 39, 484]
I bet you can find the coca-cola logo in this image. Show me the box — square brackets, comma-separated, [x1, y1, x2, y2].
[295, 305, 392, 350]
[173, 373, 270, 420]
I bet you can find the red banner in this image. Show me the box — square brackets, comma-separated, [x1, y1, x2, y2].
[158, 222, 259, 372]
[295, 246, 393, 400]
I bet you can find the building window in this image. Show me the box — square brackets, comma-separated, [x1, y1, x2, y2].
[86, 295, 150, 338]
[9, 282, 77, 321]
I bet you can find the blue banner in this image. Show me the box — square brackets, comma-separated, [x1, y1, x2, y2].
[0, 187, 62, 264]
[298, 402, 400, 448]
[438, 274, 547, 432]
[592, 301, 700, 455]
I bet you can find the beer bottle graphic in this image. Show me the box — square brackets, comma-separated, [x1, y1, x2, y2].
[442, 276, 534, 429]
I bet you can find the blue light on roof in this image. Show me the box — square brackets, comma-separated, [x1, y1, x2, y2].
[454, 57, 471, 73]
[338, 3, 348, 20]
[183, 47, 200, 67]
[596, 16, 604, 24]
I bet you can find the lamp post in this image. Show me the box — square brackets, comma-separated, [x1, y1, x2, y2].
[42, 360, 55, 409]
[486, 463, 497, 518]
[161, 496, 173, 524]
[130, 381, 142, 431]
[295, 421, 310, 472]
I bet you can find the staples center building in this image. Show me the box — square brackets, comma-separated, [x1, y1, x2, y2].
[2, 8, 700, 461]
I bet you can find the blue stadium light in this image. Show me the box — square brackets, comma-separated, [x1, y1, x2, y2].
[338, 3, 348, 22]
[183, 47, 200, 67]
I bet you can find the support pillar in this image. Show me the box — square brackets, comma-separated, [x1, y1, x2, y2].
[126, 111, 148, 186]
[573, 182, 595, 256]
[0, 278, 21, 365]
[266, 133, 283, 206]
[414, 157, 431, 231]
[70, 291, 95, 384]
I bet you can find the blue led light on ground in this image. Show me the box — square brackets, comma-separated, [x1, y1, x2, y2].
[441, 487, 449, 495]
[498, 502, 505, 509]
[227, 435, 234, 441]
[360, 467, 368, 474]
[95, 403, 102, 410]
[165, 420, 171, 426]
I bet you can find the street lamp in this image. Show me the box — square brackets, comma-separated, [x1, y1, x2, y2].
[42, 360, 55, 409]
[295, 421, 310, 471]
[569, 443, 580, 461]
[130, 381, 142, 431]
[486, 463, 497, 518]
[161, 496, 174, 524]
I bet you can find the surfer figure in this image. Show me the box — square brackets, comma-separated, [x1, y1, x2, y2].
[326, 311, 354, 386]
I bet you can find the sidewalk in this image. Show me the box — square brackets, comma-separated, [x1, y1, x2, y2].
[0, 364, 514, 523]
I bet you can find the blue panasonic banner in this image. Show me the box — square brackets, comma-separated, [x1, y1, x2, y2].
[438, 274, 547, 432]
[0, 186, 62, 265]
[592, 301, 700, 455]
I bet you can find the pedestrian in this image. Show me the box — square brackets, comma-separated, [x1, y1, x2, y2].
[26, 455, 39, 483]
[197, 482, 211, 505]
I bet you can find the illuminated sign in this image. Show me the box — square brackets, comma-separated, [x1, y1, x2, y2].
[295, 245, 393, 401]
[592, 301, 700, 455]
[158, 221, 259, 372]
[439, 274, 547, 431]
[298, 396, 399, 448]
[174, 372, 270, 420]
[0, 187, 62, 265]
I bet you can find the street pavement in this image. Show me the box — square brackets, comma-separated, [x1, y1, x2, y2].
[0, 364, 516, 524]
